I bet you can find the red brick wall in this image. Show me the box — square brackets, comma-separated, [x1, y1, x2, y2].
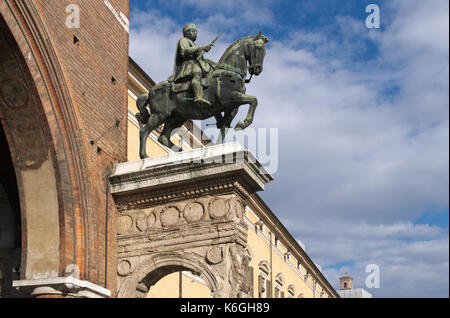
[34, 0, 129, 294]
[1, 0, 129, 296]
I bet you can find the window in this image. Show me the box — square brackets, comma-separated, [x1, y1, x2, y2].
[305, 272, 311, 282]
[274, 284, 281, 298]
[284, 251, 291, 263]
[275, 273, 285, 298]
[258, 261, 271, 298]
[288, 285, 296, 298]
[255, 220, 264, 232]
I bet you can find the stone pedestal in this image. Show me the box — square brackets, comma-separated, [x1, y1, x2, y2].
[110, 143, 272, 298]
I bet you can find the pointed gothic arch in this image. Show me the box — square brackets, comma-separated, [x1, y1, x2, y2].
[0, 0, 92, 283]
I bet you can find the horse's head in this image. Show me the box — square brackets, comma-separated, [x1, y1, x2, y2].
[247, 31, 269, 76]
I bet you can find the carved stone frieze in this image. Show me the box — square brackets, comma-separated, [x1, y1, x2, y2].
[116, 195, 245, 237]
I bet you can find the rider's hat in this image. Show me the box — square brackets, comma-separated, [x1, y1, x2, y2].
[183, 23, 197, 35]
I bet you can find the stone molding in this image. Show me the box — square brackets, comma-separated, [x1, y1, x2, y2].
[13, 277, 111, 298]
[110, 143, 272, 195]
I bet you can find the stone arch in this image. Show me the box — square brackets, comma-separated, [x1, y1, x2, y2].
[0, 1, 92, 281]
[117, 253, 221, 298]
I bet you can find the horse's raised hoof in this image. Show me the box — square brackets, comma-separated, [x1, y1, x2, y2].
[235, 121, 247, 131]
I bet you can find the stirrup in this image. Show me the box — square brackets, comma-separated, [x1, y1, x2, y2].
[194, 97, 211, 106]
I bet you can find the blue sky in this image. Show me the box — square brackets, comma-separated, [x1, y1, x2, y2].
[129, 0, 449, 297]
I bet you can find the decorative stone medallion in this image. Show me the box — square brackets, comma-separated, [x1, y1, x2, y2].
[160, 206, 180, 227]
[209, 198, 230, 220]
[147, 212, 157, 228]
[0, 79, 29, 109]
[136, 213, 148, 232]
[234, 199, 245, 218]
[117, 260, 132, 276]
[117, 215, 134, 235]
[206, 246, 224, 264]
[183, 202, 204, 223]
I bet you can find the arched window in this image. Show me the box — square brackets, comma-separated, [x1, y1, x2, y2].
[255, 220, 264, 232]
[274, 273, 285, 298]
[284, 251, 291, 263]
[258, 261, 271, 298]
[288, 285, 296, 298]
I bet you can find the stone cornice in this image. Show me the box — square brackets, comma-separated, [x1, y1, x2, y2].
[110, 143, 273, 202]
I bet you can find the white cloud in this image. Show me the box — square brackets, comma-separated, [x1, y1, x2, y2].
[322, 236, 449, 298]
[129, 0, 449, 297]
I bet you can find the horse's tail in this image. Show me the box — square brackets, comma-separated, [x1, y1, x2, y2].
[136, 93, 150, 125]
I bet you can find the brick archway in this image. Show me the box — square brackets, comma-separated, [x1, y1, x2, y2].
[0, 1, 90, 284]
[1, 0, 130, 297]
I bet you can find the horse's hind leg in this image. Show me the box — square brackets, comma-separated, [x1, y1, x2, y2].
[139, 113, 167, 159]
[158, 116, 186, 152]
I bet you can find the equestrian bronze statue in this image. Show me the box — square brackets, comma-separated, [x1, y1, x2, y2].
[135, 24, 269, 159]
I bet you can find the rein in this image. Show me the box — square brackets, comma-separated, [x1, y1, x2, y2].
[216, 39, 263, 84]
[216, 62, 246, 78]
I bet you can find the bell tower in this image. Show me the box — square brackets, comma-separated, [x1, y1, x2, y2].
[339, 275, 353, 290]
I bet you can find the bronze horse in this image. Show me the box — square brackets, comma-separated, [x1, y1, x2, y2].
[135, 32, 269, 159]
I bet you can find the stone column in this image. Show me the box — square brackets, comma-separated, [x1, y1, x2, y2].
[110, 143, 272, 298]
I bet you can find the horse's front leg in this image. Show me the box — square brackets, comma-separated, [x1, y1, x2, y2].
[217, 109, 239, 144]
[232, 93, 257, 131]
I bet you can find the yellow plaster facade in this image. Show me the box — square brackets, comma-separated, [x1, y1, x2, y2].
[147, 272, 212, 298]
[126, 58, 338, 299]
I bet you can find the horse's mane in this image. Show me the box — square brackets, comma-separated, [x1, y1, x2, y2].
[218, 35, 256, 64]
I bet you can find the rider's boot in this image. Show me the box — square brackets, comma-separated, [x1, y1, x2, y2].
[192, 79, 211, 107]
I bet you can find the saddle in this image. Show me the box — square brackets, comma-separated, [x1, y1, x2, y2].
[170, 76, 211, 94]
